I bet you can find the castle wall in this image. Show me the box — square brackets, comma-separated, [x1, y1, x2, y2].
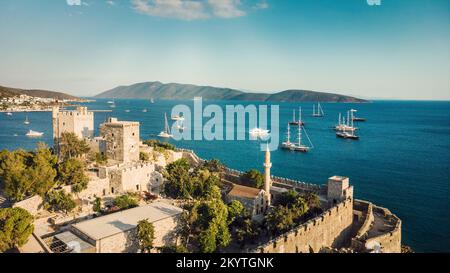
[100, 120, 140, 163]
[53, 107, 94, 140]
[13, 195, 44, 216]
[253, 198, 354, 253]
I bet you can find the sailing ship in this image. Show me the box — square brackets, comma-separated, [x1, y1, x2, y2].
[24, 115, 30, 125]
[158, 113, 173, 138]
[281, 123, 313, 152]
[336, 110, 359, 140]
[289, 107, 305, 126]
[26, 130, 44, 137]
[312, 101, 324, 117]
[150, 98, 155, 104]
[334, 112, 357, 132]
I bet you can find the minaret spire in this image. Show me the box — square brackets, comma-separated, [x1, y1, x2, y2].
[264, 143, 272, 208]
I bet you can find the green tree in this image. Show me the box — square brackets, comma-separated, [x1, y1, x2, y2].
[143, 139, 176, 151]
[202, 159, 224, 174]
[275, 190, 299, 208]
[0, 145, 57, 202]
[113, 194, 138, 210]
[0, 207, 34, 252]
[44, 190, 77, 214]
[94, 152, 107, 165]
[59, 132, 90, 160]
[265, 205, 295, 235]
[227, 200, 245, 225]
[57, 158, 89, 193]
[235, 217, 260, 247]
[93, 197, 102, 213]
[139, 151, 150, 162]
[0, 149, 34, 201]
[29, 143, 58, 197]
[301, 192, 321, 209]
[137, 219, 155, 253]
[240, 169, 264, 189]
[163, 158, 192, 199]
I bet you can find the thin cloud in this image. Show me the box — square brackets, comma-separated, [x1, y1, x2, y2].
[132, 0, 264, 20]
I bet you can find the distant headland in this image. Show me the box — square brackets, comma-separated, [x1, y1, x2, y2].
[95, 81, 368, 103]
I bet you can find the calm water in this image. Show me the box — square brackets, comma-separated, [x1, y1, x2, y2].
[0, 99, 449, 252]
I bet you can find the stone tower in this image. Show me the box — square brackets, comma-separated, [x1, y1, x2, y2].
[99, 118, 140, 163]
[263, 144, 272, 206]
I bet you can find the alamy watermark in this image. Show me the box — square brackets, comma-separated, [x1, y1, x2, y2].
[169, 98, 280, 151]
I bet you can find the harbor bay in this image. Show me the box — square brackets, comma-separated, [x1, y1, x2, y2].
[0, 99, 449, 253]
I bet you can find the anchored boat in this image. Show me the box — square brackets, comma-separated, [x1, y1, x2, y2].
[336, 110, 359, 140]
[281, 123, 313, 152]
[312, 101, 325, 117]
[26, 130, 44, 137]
[158, 113, 173, 138]
[24, 115, 30, 125]
[289, 107, 305, 126]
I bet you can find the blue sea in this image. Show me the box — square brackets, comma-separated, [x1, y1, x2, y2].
[0, 99, 449, 253]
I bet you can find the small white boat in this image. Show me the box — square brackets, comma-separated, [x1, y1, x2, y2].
[107, 100, 114, 104]
[150, 98, 155, 104]
[24, 116, 30, 125]
[142, 109, 148, 113]
[26, 130, 44, 137]
[110, 104, 116, 108]
[6, 112, 13, 116]
[158, 113, 173, 138]
[125, 110, 130, 113]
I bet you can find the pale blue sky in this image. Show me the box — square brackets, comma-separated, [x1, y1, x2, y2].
[0, 0, 449, 99]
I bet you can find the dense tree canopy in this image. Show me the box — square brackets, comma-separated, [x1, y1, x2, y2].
[59, 132, 90, 160]
[240, 169, 264, 189]
[137, 219, 155, 253]
[113, 194, 138, 210]
[265, 190, 314, 235]
[57, 158, 89, 193]
[164, 159, 222, 200]
[179, 198, 231, 253]
[143, 139, 176, 151]
[0, 207, 34, 252]
[44, 190, 77, 214]
[0, 144, 57, 202]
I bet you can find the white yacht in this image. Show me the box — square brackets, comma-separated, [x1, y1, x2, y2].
[158, 113, 173, 138]
[24, 116, 30, 125]
[26, 130, 44, 137]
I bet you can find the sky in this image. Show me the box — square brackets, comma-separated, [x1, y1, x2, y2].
[0, 0, 449, 100]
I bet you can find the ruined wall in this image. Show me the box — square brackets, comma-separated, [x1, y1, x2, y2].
[253, 198, 354, 253]
[13, 195, 44, 216]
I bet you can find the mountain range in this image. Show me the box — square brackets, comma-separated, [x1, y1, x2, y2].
[95, 81, 367, 103]
[0, 85, 79, 100]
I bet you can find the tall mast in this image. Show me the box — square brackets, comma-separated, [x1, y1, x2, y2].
[313, 104, 315, 116]
[338, 113, 341, 125]
[287, 124, 291, 144]
[299, 107, 302, 122]
[293, 109, 296, 122]
[298, 123, 302, 146]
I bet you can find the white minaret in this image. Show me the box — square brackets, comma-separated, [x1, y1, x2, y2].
[264, 144, 272, 206]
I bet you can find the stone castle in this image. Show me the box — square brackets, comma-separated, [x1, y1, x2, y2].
[15, 106, 402, 253]
[51, 106, 181, 201]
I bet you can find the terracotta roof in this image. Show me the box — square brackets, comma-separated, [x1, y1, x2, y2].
[228, 184, 263, 199]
